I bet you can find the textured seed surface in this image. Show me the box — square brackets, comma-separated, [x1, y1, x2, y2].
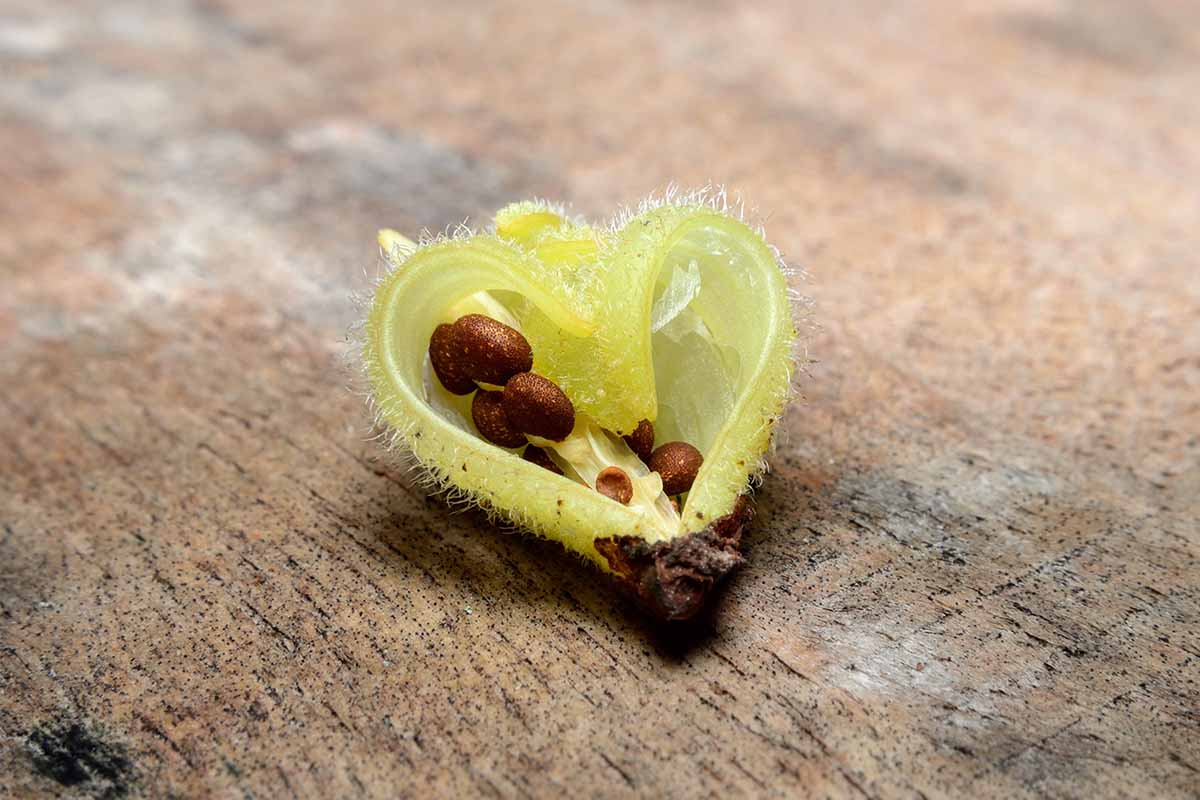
[623, 419, 655, 462]
[649, 441, 703, 496]
[502, 372, 575, 441]
[595, 466, 633, 505]
[429, 324, 476, 395]
[453, 314, 533, 386]
[471, 390, 527, 448]
[522, 445, 562, 475]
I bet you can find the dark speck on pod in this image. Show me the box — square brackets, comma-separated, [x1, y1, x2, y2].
[471, 390, 527, 448]
[595, 466, 633, 505]
[649, 441, 703, 495]
[503, 372, 574, 441]
[453, 314, 532, 386]
[523, 445, 562, 475]
[623, 419, 655, 462]
[429, 324, 476, 395]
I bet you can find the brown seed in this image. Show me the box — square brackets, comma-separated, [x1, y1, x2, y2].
[471, 390, 526, 448]
[649, 441, 703, 496]
[502, 372, 575, 441]
[623, 419, 655, 462]
[428, 324, 476, 395]
[595, 466, 633, 505]
[453, 314, 533, 386]
[522, 445, 562, 475]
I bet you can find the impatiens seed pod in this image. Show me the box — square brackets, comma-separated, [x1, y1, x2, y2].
[502, 372, 575, 442]
[595, 466, 634, 505]
[648, 441, 704, 496]
[361, 190, 804, 620]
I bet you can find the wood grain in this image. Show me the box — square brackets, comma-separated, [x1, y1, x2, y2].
[2, 0, 1198, 797]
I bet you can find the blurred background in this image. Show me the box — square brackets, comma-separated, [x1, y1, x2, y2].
[2, 1, 1198, 798]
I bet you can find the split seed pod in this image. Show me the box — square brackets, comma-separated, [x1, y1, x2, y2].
[362, 191, 803, 620]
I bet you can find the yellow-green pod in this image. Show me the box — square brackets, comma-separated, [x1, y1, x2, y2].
[361, 191, 802, 619]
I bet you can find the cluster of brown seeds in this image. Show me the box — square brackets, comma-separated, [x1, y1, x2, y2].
[430, 313, 574, 447]
[429, 313, 704, 507]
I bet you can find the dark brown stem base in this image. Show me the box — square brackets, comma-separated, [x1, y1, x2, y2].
[595, 495, 753, 621]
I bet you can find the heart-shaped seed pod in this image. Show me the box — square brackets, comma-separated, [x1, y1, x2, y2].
[622, 419, 655, 462]
[453, 314, 533, 386]
[363, 192, 803, 621]
[649, 441, 703, 496]
[428, 323, 476, 395]
[471, 390, 527, 448]
[503, 372, 575, 441]
[595, 466, 633, 505]
[522, 445, 562, 475]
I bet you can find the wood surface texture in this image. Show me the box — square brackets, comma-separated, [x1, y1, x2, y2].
[2, 1, 1198, 797]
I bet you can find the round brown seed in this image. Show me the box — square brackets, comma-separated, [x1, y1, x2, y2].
[471, 390, 526, 448]
[649, 441, 703, 496]
[623, 419, 655, 462]
[502, 372, 575, 441]
[522, 445, 562, 475]
[453, 314, 533, 386]
[428, 324, 476, 395]
[595, 466, 633, 505]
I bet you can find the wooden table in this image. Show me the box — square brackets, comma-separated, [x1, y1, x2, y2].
[2, 1, 1197, 797]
